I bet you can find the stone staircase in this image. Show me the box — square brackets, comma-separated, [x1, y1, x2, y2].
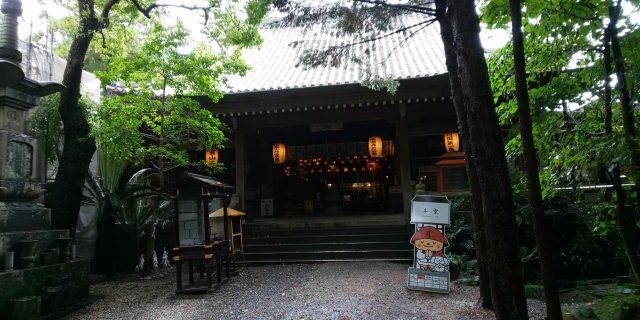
[242, 225, 413, 264]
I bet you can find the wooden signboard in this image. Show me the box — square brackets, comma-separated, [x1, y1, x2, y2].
[407, 195, 451, 293]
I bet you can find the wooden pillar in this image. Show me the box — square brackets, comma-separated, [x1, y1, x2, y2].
[396, 106, 413, 215]
[235, 128, 246, 211]
[395, 118, 411, 188]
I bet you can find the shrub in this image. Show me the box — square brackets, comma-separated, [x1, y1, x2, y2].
[592, 293, 640, 320]
[524, 284, 544, 299]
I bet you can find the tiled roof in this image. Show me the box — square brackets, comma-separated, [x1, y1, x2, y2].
[224, 14, 447, 94]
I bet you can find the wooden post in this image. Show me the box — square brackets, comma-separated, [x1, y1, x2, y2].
[396, 114, 413, 215]
[176, 260, 182, 291]
[235, 128, 246, 211]
[397, 116, 412, 189]
[172, 189, 180, 248]
[223, 194, 229, 241]
[203, 188, 211, 245]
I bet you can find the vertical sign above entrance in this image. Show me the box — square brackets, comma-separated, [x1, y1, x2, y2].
[261, 199, 273, 218]
[407, 195, 451, 293]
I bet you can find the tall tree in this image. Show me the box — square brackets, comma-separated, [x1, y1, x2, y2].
[483, 0, 640, 281]
[46, 0, 272, 231]
[95, 18, 260, 275]
[434, 0, 492, 308]
[445, 0, 528, 317]
[607, 0, 640, 281]
[507, 0, 562, 318]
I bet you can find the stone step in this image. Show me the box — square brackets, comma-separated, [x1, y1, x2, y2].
[245, 241, 411, 252]
[243, 225, 408, 237]
[244, 233, 409, 245]
[244, 249, 413, 261]
[242, 224, 412, 264]
[41, 276, 74, 316]
[0, 258, 90, 319]
[245, 258, 413, 265]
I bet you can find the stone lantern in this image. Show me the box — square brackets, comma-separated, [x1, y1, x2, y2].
[0, 1, 90, 318]
[0, 0, 65, 202]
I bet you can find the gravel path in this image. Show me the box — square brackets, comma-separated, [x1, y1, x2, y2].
[63, 262, 549, 319]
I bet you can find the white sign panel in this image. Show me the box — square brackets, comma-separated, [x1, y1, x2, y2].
[410, 195, 450, 225]
[261, 199, 273, 217]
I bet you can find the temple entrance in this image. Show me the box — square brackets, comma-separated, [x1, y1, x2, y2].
[284, 155, 395, 216]
[243, 120, 400, 217]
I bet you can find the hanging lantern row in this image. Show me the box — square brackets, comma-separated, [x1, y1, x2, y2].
[281, 140, 395, 162]
[300, 156, 388, 165]
[206, 148, 219, 167]
[293, 161, 389, 175]
[444, 133, 460, 152]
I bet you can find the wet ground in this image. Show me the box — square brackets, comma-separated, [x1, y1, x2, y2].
[63, 262, 553, 319]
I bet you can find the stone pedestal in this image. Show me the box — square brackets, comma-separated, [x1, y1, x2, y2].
[41, 276, 73, 316]
[0, 203, 50, 232]
[8, 296, 40, 320]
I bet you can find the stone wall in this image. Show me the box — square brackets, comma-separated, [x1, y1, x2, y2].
[0, 258, 90, 317]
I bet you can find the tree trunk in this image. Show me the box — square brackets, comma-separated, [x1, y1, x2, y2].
[611, 166, 640, 281]
[435, 0, 491, 308]
[49, 0, 98, 229]
[142, 80, 167, 276]
[508, 0, 562, 318]
[96, 210, 117, 277]
[446, 0, 528, 318]
[142, 217, 157, 276]
[603, 25, 612, 135]
[608, 3, 640, 280]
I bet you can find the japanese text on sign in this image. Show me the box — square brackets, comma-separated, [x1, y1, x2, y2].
[411, 200, 450, 225]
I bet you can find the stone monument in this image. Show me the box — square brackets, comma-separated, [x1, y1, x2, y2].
[0, 1, 90, 319]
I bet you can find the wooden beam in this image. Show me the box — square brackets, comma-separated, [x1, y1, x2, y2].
[202, 75, 452, 116]
[239, 106, 399, 130]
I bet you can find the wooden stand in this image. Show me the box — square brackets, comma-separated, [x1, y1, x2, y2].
[173, 241, 231, 293]
[167, 172, 235, 295]
[228, 216, 247, 271]
[210, 208, 247, 272]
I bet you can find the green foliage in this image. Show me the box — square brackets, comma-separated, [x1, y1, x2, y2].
[520, 246, 540, 280]
[483, 0, 640, 197]
[83, 151, 166, 253]
[38, 1, 149, 73]
[445, 196, 477, 276]
[360, 74, 401, 95]
[29, 93, 64, 176]
[93, 20, 238, 175]
[592, 293, 640, 320]
[514, 193, 629, 280]
[524, 284, 544, 300]
[447, 191, 629, 281]
[447, 253, 476, 278]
